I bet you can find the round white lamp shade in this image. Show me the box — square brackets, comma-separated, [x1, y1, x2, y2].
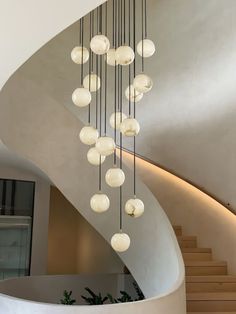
[120, 118, 140, 137]
[105, 168, 125, 187]
[125, 85, 143, 103]
[111, 233, 131, 252]
[133, 74, 153, 93]
[83, 74, 101, 92]
[71, 46, 89, 64]
[87, 147, 106, 166]
[125, 198, 144, 218]
[115, 46, 135, 66]
[72, 88, 91, 107]
[106, 48, 116, 66]
[90, 193, 110, 213]
[79, 126, 99, 145]
[95, 136, 116, 156]
[90, 35, 110, 55]
[137, 39, 156, 58]
[109, 112, 127, 130]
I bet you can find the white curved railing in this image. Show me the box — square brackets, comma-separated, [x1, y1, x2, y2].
[0, 72, 185, 313]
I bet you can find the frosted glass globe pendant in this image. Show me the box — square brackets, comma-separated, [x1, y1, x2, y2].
[90, 34, 110, 55]
[109, 112, 127, 130]
[90, 193, 110, 213]
[71, 46, 89, 64]
[79, 126, 99, 145]
[133, 74, 153, 93]
[111, 232, 131, 252]
[83, 74, 101, 92]
[120, 118, 140, 137]
[106, 48, 116, 66]
[137, 39, 156, 58]
[72, 88, 91, 107]
[125, 198, 144, 218]
[125, 85, 143, 103]
[105, 167, 125, 188]
[87, 147, 106, 166]
[95, 136, 116, 156]
[115, 46, 135, 66]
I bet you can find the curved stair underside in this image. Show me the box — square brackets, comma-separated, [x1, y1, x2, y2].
[0, 72, 185, 313]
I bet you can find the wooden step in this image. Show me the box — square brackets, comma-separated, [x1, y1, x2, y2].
[185, 261, 227, 276]
[173, 225, 182, 236]
[187, 292, 236, 312]
[186, 276, 236, 292]
[181, 248, 212, 253]
[177, 236, 197, 248]
[183, 251, 212, 261]
[188, 312, 236, 314]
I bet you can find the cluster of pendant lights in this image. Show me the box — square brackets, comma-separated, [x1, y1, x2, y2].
[71, 0, 155, 253]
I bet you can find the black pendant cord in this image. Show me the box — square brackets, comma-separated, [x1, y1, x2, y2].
[99, 55, 102, 192]
[123, 0, 126, 44]
[133, 0, 136, 197]
[97, 7, 99, 34]
[104, 2, 108, 136]
[113, 0, 117, 165]
[88, 12, 92, 125]
[145, 0, 147, 38]
[119, 60, 123, 232]
[128, 0, 131, 117]
[141, 0, 145, 73]
[95, 55, 98, 129]
[81, 17, 84, 85]
[79, 19, 82, 45]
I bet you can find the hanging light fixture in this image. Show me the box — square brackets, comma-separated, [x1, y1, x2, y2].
[71, 0, 154, 253]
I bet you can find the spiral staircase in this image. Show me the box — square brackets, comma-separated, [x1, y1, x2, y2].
[0, 0, 235, 314]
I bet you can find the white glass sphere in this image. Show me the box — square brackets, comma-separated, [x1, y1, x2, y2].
[115, 46, 135, 66]
[83, 74, 101, 92]
[125, 85, 143, 103]
[87, 147, 106, 166]
[90, 35, 110, 55]
[111, 233, 131, 252]
[79, 126, 99, 145]
[137, 39, 156, 58]
[105, 168, 125, 187]
[109, 112, 127, 130]
[71, 46, 89, 64]
[72, 88, 91, 107]
[133, 74, 153, 93]
[90, 193, 110, 213]
[125, 198, 144, 218]
[106, 48, 116, 66]
[120, 118, 140, 137]
[95, 136, 116, 156]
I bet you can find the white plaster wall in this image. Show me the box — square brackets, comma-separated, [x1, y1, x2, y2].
[0, 0, 105, 89]
[0, 165, 50, 275]
[122, 151, 236, 275]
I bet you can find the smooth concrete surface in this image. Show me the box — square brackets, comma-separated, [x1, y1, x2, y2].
[0, 274, 133, 304]
[48, 187, 124, 274]
[11, 0, 236, 212]
[0, 0, 105, 89]
[0, 72, 185, 313]
[122, 151, 236, 275]
[0, 165, 50, 275]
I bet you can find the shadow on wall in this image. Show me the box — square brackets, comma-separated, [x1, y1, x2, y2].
[47, 186, 124, 275]
[122, 150, 236, 275]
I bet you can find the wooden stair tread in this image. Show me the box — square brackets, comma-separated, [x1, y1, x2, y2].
[187, 312, 236, 314]
[181, 248, 212, 253]
[178, 236, 197, 240]
[185, 261, 227, 267]
[186, 276, 236, 283]
[187, 292, 236, 301]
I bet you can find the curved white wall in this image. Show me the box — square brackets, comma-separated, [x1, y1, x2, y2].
[0, 0, 105, 89]
[122, 151, 236, 275]
[0, 72, 185, 313]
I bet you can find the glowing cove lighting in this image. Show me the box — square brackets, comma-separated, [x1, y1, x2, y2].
[70, 0, 155, 252]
